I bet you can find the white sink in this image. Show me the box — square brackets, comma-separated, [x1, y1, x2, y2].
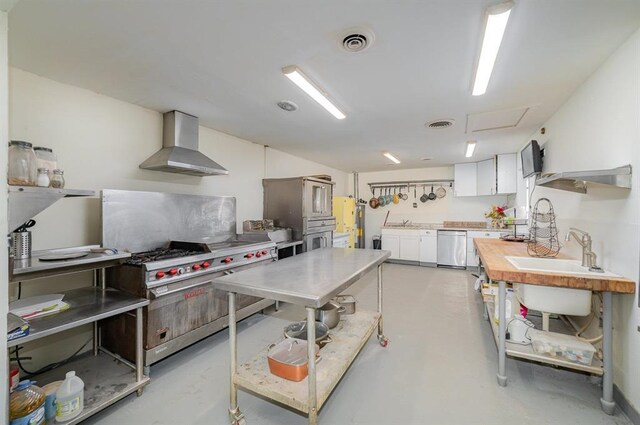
[505, 256, 619, 317]
[505, 256, 620, 278]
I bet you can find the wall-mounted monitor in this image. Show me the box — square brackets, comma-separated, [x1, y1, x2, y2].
[521, 140, 543, 178]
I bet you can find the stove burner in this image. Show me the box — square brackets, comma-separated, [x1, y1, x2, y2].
[127, 248, 203, 266]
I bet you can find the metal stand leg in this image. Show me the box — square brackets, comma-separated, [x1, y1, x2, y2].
[497, 281, 507, 387]
[483, 303, 489, 321]
[306, 307, 318, 425]
[600, 291, 615, 415]
[93, 270, 100, 356]
[376, 263, 389, 347]
[135, 306, 145, 396]
[228, 293, 245, 425]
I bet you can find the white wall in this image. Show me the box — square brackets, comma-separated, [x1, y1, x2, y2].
[525, 28, 640, 411]
[8, 68, 348, 369]
[0, 10, 9, 422]
[353, 167, 513, 248]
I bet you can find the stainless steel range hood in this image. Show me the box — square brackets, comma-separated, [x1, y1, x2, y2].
[536, 165, 632, 193]
[140, 111, 229, 176]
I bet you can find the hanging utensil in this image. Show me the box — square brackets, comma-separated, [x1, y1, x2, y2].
[420, 186, 428, 203]
[392, 187, 399, 204]
[428, 185, 436, 201]
[369, 188, 379, 209]
[401, 187, 408, 200]
[386, 188, 392, 204]
[436, 185, 446, 199]
[414, 185, 417, 199]
[378, 188, 385, 207]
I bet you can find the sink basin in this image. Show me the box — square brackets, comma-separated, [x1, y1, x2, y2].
[505, 256, 619, 317]
[505, 256, 621, 278]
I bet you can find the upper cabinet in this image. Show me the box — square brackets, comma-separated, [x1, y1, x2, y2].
[454, 153, 517, 197]
[454, 163, 477, 197]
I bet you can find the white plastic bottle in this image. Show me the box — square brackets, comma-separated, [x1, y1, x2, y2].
[494, 288, 521, 324]
[55, 371, 84, 422]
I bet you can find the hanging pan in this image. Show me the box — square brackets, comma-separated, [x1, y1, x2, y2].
[435, 185, 446, 199]
[428, 185, 437, 201]
[369, 188, 379, 209]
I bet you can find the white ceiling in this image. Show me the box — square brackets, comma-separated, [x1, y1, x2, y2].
[8, 1, 640, 172]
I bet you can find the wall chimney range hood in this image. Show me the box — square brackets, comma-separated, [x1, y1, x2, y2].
[140, 111, 229, 176]
[536, 165, 632, 193]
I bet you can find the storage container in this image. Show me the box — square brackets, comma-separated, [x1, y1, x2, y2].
[33, 147, 57, 178]
[9, 380, 45, 425]
[50, 169, 65, 189]
[55, 371, 84, 422]
[8, 141, 37, 186]
[267, 339, 320, 382]
[333, 295, 356, 315]
[42, 381, 63, 422]
[529, 329, 596, 365]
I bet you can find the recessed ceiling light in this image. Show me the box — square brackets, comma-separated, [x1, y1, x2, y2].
[421, 157, 432, 161]
[276, 100, 298, 112]
[282, 65, 346, 120]
[472, 1, 514, 96]
[383, 152, 401, 164]
[465, 141, 477, 158]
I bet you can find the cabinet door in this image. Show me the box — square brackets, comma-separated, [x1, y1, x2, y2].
[381, 235, 400, 259]
[476, 158, 496, 196]
[454, 163, 477, 197]
[496, 153, 517, 194]
[399, 236, 420, 261]
[421, 236, 438, 263]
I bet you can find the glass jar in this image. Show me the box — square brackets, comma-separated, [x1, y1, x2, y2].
[50, 169, 65, 188]
[36, 168, 50, 187]
[8, 141, 37, 186]
[33, 147, 57, 178]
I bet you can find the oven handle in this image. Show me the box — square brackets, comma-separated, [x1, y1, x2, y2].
[150, 280, 212, 299]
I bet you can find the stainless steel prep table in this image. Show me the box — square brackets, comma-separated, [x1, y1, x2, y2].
[212, 247, 390, 425]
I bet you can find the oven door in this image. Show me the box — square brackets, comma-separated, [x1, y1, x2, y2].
[305, 180, 332, 218]
[304, 231, 333, 251]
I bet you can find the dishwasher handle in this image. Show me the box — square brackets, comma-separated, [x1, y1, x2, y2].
[438, 230, 467, 237]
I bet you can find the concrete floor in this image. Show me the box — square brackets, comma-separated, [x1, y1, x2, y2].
[85, 264, 632, 425]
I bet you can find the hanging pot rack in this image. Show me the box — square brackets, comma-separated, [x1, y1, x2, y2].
[367, 179, 454, 191]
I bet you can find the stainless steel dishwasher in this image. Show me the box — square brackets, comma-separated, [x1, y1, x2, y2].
[437, 230, 467, 268]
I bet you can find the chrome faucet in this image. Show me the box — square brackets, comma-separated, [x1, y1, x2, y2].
[565, 228, 600, 270]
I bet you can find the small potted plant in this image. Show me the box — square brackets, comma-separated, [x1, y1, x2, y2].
[485, 205, 507, 229]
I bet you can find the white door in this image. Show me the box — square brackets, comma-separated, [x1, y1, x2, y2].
[420, 234, 438, 263]
[476, 158, 496, 196]
[381, 235, 400, 259]
[454, 163, 477, 197]
[496, 153, 517, 194]
[399, 236, 420, 261]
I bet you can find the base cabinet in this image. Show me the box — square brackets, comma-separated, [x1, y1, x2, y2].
[467, 230, 511, 267]
[381, 234, 400, 259]
[419, 230, 437, 265]
[381, 229, 420, 262]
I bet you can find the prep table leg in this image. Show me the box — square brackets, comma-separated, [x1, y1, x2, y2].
[600, 291, 615, 415]
[497, 280, 507, 387]
[307, 307, 318, 425]
[376, 263, 389, 347]
[228, 292, 245, 425]
[136, 307, 143, 382]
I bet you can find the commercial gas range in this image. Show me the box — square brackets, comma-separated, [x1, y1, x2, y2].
[103, 239, 276, 370]
[100, 189, 277, 372]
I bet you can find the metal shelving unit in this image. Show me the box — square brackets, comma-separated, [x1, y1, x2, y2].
[7, 185, 150, 422]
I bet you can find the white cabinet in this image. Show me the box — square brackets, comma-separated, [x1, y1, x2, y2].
[477, 158, 496, 196]
[381, 234, 400, 259]
[454, 154, 517, 197]
[399, 236, 420, 261]
[454, 163, 478, 197]
[496, 153, 517, 194]
[419, 230, 438, 265]
[466, 230, 512, 267]
[381, 229, 420, 262]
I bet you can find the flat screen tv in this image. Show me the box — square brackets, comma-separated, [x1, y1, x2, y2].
[521, 140, 542, 178]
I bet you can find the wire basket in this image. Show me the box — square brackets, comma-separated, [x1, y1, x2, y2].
[527, 198, 560, 257]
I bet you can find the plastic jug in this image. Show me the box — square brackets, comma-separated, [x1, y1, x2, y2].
[55, 371, 84, 422]
[494, 288, 521, 324]
[9, 380, 46, 425]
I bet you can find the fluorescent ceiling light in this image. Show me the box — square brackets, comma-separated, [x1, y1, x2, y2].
[384, 152, 401, 164]
[472, 2, 513, 96]
[465, 141, 477, 158]
[282, 65, 346, 120]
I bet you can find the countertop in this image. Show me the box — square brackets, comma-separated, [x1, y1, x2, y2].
[383, 223, 512, 232]
[474, 238, 635, 293]
[211, 247, 390, 307]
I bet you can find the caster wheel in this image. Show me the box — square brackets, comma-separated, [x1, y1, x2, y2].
[136, 388, 144, 397]
[378, 336, 389, 347]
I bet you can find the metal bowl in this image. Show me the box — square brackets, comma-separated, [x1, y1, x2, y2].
[284, 321, 331, 347]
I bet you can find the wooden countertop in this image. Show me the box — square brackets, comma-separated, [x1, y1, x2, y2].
[474, 238, 635, 294]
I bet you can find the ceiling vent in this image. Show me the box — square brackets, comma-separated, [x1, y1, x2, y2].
[339, 27, 375, 53]
[277, 100, 298, 112]
[425, 119, 455, 129]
